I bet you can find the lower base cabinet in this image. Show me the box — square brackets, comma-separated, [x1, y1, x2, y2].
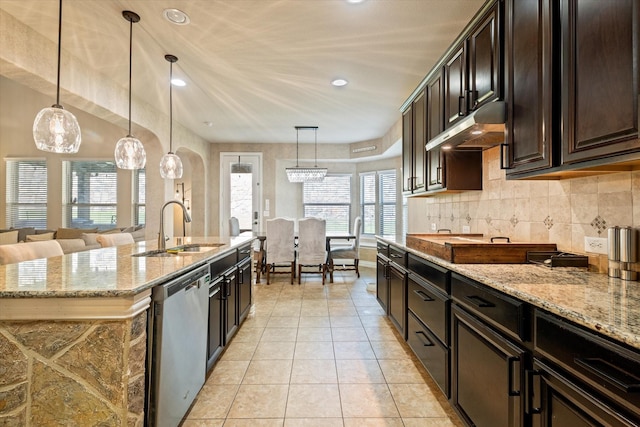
[407, 311, 449, 395]
[451, 304, 527, 427]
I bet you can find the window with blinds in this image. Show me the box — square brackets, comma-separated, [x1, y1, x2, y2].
[5, 160, 48, 228]
[303, 174, 351, 233]
[63, 161, 118, 230]
[379, 171, 396, 236]
[360, 173, 376, 235]
[134, 168, 146, 226]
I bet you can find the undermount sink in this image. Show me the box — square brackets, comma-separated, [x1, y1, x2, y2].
[132, 243, 225, 257]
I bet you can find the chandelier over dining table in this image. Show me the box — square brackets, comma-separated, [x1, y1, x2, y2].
[286, 126, 327, 183]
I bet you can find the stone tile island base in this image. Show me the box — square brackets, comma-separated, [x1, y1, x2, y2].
[0, 300, 149, 426]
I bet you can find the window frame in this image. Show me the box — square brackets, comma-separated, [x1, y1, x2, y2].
[133, 168, 146, 226]
[5, 159, 48, 229]
[302, 174, 352, 233]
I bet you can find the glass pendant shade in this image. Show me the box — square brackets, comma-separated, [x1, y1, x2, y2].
[33, 106, 81, 153]
[115, 10, 146, 170]
[159, 152, 183, 179]
[115, 135, 146, 169]
[286, 167, 327, 182]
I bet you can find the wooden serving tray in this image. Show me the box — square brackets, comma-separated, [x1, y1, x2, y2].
[406, 234, 557, 264]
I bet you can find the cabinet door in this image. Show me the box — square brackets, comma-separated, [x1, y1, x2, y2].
[376, 255, 389, 313]
[427, 71, 445, 190]
[468, 1, 502, 111]
[412, 90, 426, 192]
[388, 264, 406, 338]
[238, 258, 252, 322]
[224, 270, 238, 343]
[452, 305, 526, 427]
[402, 106, 414, 192]
[505, 0, 555, 175]
[561, 0, 640, 164]
[444, 44, 467, 129]
[207, 279, 224, 370]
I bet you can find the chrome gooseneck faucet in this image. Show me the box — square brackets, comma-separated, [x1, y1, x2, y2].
[158, 200, 192, 250]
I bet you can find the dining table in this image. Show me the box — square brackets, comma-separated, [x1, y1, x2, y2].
[253, 232, 356, 283]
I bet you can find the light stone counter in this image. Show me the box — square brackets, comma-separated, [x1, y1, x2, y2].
[377, 236, 640, 351]
[0, 235, 254, 426]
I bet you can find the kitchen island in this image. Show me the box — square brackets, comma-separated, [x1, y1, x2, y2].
[0, 235, 254, 427]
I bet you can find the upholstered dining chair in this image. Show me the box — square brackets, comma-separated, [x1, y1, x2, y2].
[265, 217, 295, 284]
[297, 217, 327, 285]
[229, 217, 240, 236]
[329, 216, 361, 282]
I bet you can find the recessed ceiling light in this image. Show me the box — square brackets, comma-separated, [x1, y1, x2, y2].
[331, 78, 348, 87]
[171, 78, 186, 87]
[346, 0, 366, 3]
[163, 8, 190, 25]
[203, 121, 213, 127]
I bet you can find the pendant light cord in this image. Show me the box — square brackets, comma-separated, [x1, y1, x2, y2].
[314, 128, 318, 167]
[169, 60, 173, 153]
[54, 0, 62, 107]
[295, 127, 300, 167]
[127, 16, 133, 136]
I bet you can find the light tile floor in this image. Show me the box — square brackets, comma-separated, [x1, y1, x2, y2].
[183, 267, 464, 427]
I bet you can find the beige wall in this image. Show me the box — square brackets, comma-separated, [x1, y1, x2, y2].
[407, 146, 640, 271]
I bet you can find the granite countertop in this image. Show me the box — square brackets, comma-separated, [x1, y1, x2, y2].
[376, 236, 640, 351]
[0, 235, 255, 298]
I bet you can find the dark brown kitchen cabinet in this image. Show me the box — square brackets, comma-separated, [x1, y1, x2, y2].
[430, 150, 484, 193]
[427, 71, 445, 191]
[504, 0, 554, 175]
[444, 44, 467, 129]
[560, 0, 639, 165]
[505, 0, 640, 178]
[444, 0, 502, 130]
[402, 106, 413, 193]
[387, 245, 407, 338]
[402, 90, 427, 194]
[376, 241, 389, 313]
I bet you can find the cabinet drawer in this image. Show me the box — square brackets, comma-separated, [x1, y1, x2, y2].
[237, 243, 252, 261]
[407, 311, 449, 397]
[535, 310, 640, 415]
[451, 273, 529, 342]
[388, 245, 406, 267]
[408, 253, 450, 294]
[407, 274, 448, 346]
[376, 241, 389, 257]
[210, 251, 237, 277]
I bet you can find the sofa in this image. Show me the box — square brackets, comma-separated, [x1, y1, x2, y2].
[0, 226, 146, 265]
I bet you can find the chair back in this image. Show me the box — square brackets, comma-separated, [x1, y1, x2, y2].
[266, 218, 295, 263]
[352, 216, 362, 251]
[297, 217, 326, 264]
[229, 217, 240, 236]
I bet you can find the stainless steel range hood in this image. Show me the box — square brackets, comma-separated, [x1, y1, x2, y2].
[426, 101, 506, 151]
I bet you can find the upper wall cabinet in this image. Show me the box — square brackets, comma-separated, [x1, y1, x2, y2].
[445, 2, 502, 130]
[560, 0, 639, 164]
[504, 0, 640, 177]
[402, 90, 427, 193]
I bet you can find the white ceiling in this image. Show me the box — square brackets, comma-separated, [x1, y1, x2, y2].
[0, 0, 485, 146]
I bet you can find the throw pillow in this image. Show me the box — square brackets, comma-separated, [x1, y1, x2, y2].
[11, 227, 36, 242]
[27, 232, 55, 241]
[55, 227, 98, 240]
[81, 233, 100, 246]
[57, 238, 86, 254]
[0, 230, 19, 245]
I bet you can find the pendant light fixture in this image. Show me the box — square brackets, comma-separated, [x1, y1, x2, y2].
[159, 54, 183, 179]
[114, 10, 146, 170]
[286, 126, 327, 183]
[33, 0, 81, 153]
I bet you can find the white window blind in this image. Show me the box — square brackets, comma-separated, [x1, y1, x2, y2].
[5, 160, 48, 228]
[360, 173, 376, 235]
[379, 171, 396, 236]
[63, 161, 118, 230]
[134, 168, 146, 226]
[303, 174, 351, 233]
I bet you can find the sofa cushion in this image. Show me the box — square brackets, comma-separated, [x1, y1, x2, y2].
[0, 230, 19, 245]
[56, 227, 98, 240]
[26, 232, 55, 241]
[130, 227, 146, 242]
[81, 233, 100, 246]
[56, 238, 87, 254]
[96, 233, 134, 247]
[0, 240, 64, 265]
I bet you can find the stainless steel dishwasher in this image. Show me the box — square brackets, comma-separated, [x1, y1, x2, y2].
[147, 265, 209, 427]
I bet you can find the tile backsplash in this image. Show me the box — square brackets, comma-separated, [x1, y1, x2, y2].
[407, 146, 639, 273]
